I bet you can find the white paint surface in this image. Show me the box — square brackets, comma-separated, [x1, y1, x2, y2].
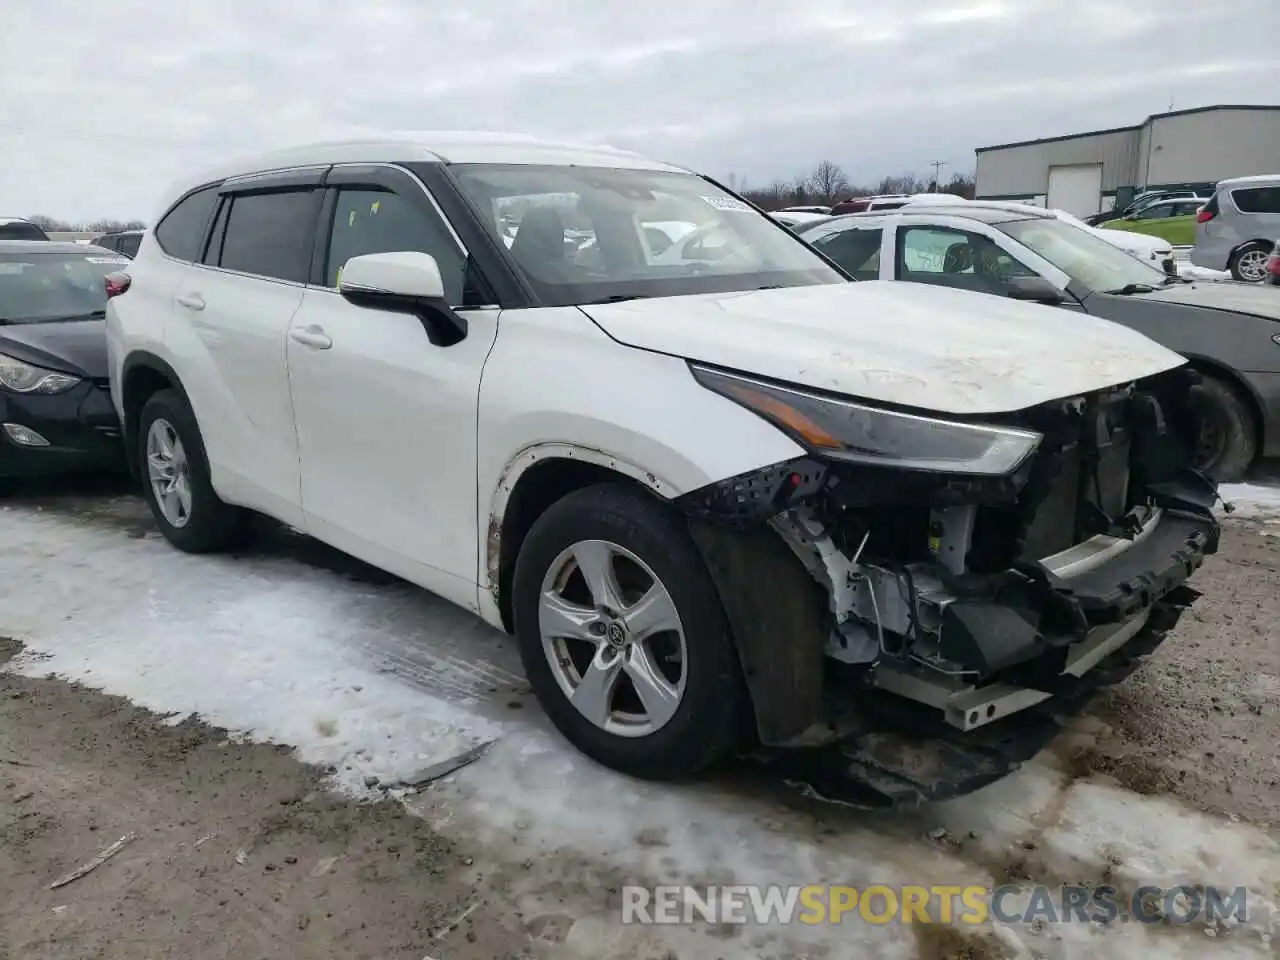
[1, 504, 1277, 958]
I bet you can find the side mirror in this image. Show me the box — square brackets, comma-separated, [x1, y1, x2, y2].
[338, 252, 467, 346]
[1005, 275, 1066, 305]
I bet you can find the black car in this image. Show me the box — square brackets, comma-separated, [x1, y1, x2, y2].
[0, 218, 50, 241]
[0, 241, 131, 481]
[795, 205, 1280, 481]
[91, 229, 143, 258]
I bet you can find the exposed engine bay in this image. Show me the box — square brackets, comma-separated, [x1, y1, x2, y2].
[677, 365, 1223, 808]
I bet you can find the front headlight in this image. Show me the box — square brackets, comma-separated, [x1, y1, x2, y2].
[0, 353, 82, 394]
[691, 365, 1041, 475]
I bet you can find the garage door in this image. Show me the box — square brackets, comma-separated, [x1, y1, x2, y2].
[1047, 164, 1103, 217]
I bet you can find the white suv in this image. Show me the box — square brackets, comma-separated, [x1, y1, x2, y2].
[106, 135, 1221, 806]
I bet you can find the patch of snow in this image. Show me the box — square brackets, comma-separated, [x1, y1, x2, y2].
[1219, 482, 1280, 518]
[2, 507, 1278, 958]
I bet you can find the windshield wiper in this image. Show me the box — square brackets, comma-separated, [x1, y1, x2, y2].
[1104, 283, 1158, 296]
[583, 294, 644, 305]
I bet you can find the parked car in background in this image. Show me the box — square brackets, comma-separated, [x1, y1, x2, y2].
[0, 218, 50, 241]
[105, 135, 1219, 807]
[91, 229, 144, 258]
[1122, 189, 1202, 216]
[770, 210, 831, 230]
[0, 241, 130, 482]
[794, 204, 1280, 480]
[1099, 197, 1205, 246]
[777, 205, 831, 215]
[1191, 175, 1280, 283]
[829, 194, 911, 214]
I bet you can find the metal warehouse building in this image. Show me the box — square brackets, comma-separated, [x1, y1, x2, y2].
[974, 104, 1280, 217]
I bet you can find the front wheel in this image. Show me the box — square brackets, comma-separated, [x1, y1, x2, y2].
[1228, 241, 1270, 283]
[512, 483, 747, 779]
[1189, 374, 1257, 482]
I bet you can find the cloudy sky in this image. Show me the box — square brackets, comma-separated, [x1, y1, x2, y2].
[2, 0, 1275, 221]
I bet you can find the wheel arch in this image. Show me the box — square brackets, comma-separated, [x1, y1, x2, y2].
[120, 351, 191, 479]
[1182, 354, 1265, 458]
[482, 443, 681, 633]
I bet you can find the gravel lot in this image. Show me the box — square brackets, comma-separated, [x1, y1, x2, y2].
[1, 472, 1278, 959]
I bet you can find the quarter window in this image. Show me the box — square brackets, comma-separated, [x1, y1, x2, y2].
[214, 189, 318, 283]
[1231, 187, 1280, 215]
[810, 227, 883, 280]
[154, 185, 219, 262]
[323, 187, 468, 303]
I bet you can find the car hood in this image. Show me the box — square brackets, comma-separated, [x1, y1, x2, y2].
[1091, 228, 1170, 256]
[580, 281, 1186, 416]
[1131, 281, 1280, 322]
[0, 318, 107, 379]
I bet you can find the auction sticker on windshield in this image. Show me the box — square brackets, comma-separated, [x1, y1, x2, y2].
[85, 257, 130, 265]
[701, 196, 753, 213]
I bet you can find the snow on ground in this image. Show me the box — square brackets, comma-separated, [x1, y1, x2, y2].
[2, 502, 1278, 958]
[1220, 481, 1280, 519]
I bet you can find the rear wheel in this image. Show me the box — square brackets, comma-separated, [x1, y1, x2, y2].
[512, 483, 747, 779]
[137, 389, 250, 552]
[1189, 373, 1257, 482]
[1228, 241, 1270, 283]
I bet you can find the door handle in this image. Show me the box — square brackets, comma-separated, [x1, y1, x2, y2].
[176, 293, 205, 311]
[289, 325, 333, 350]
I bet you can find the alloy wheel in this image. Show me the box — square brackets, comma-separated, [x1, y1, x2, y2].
[1236, 249, 1267, 282]
[538, 539, 687, 738]
[146, 418, 193, 529]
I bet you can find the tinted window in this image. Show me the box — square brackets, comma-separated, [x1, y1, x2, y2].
[1231, 187, 1280, 215]
[216, 189, 317, 283]
[154, 186, 219, 261]
[810, 227, 883, 280]
[1171, 202, 1202, 217]
[119, 234, 141, 257]
[324, 187, 467, 302]
[1135, 204, 1172, 220]
[0, 221, 50, 241]
[0, 251, 131, 323]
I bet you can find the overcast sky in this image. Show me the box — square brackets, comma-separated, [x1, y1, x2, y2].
[2, 0, 1275, 221]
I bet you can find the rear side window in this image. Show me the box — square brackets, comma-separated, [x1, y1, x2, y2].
[0, 221, 50, 241]
[119, 234, 141, 257]
[1231, 187, 1280, 215]
[1171, 201, 1202, 217]
[155, 186, 219, 261]
[214, 189, 318, 283]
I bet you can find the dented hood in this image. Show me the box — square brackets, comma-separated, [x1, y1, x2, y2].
[581, 281, 1186, 415]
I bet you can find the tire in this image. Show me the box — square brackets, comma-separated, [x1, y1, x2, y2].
[512, 482, 748, 780]
[1189, 374, 1257, 482]
[1228, 241, 1270, 283]
[137, 389, 250, 552]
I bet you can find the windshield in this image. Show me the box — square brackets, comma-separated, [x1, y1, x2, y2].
[449, 164, 845, 306]
[998, 217, 1168, 292]
[0, 252, 128, 324]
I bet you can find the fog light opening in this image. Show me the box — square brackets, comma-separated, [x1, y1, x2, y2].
[2, 423, 51, 447]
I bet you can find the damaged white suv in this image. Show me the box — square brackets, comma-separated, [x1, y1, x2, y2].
[106, 135, 1221, 807]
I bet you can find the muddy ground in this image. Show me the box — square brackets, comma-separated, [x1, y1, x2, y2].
[0, 477, 1278, 958]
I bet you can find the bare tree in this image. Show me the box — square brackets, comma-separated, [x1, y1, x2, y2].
[810, 161, 849, 204]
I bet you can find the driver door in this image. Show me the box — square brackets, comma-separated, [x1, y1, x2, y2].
[285, 165, 499, 607]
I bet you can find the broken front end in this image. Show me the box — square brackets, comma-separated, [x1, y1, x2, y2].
[678, 363, 1222, 809]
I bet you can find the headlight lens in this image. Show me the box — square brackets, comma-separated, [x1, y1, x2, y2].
[0, 353, 82, 394]
[692, 365, 1041, 475]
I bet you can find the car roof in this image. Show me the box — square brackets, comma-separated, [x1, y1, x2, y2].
[1217, 174, 1280, 188]
[0, 240, 115, 255]
[182, 133, 688, 192]
[836, 204, 1052, 225]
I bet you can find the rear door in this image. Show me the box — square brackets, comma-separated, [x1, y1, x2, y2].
[171, 169, 326, 523]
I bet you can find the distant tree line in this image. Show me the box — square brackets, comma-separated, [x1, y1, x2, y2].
[728, 161, 976, 210]
[25, 215, 146, 233]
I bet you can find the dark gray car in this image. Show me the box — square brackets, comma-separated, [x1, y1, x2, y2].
[796, 205, 1280, 480]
